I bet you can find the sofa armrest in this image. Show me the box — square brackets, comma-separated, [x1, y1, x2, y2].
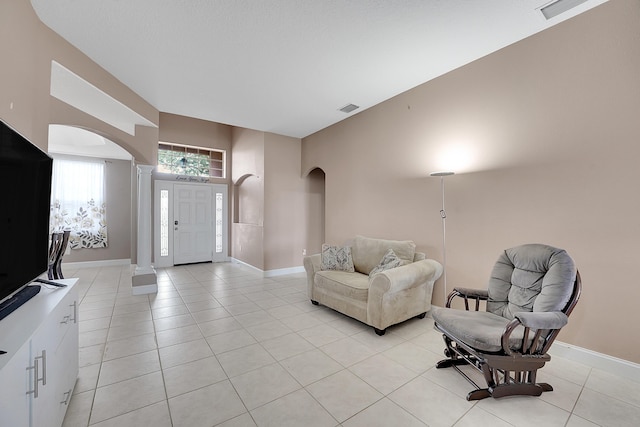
[303, 254, 322, 297]
[367, 259, 443, 330]
[369, 259, 443, 295]
[303, 253, 321, 273]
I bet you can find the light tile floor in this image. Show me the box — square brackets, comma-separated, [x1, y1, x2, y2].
[60, 262, 640, 427]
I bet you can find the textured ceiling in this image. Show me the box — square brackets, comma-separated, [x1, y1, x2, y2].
[31, 0, 608, 138]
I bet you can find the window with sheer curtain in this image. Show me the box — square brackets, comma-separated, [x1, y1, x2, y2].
[49, 158, 108, 249]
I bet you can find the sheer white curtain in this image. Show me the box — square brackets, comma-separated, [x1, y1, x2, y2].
[50, 158, 108, 249]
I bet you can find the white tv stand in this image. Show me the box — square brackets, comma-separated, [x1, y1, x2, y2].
[0, 279, 79, 427]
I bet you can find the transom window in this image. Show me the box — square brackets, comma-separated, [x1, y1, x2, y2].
[158, 142, 225, 178]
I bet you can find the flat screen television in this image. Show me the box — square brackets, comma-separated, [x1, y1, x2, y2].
[0, 119, 53, 307]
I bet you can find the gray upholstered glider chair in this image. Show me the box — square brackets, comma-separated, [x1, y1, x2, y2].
[431, 244, 581, 401]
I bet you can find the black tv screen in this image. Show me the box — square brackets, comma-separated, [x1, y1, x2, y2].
[0, 119, 53, 304]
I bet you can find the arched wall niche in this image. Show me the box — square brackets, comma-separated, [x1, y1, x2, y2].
[302, 165, 324, 178]
[233, 173, 263, 225]
[304, 167, 326, 255]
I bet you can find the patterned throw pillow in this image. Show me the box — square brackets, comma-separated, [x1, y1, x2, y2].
[321, 244, 355, 272]
[369, 249, 407, 276]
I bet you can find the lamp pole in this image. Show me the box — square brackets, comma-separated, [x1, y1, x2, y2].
[430, 171, 454, 306]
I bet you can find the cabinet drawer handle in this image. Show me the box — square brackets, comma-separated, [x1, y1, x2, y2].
[39, 350, 47, 386]
[26, 350, 46, 398]
[60, 389, 72, 405]
[70, 301, 77, 323]
[26, 359, 38, 398]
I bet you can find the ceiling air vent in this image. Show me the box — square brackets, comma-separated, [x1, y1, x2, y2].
[339, 104, 359, 113]
[540, 0, 589, 20]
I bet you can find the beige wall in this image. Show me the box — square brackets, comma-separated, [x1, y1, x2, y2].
[0, 0, 158, 162]
[0, 0, 51, 149]
[264, 133, 306, 271]
[231, 128, 266, 269]
[1, 0, 160, 267]
[231, 129, 307, 271]
[302, 0, 640, 363]
[159, 113, 232, 160]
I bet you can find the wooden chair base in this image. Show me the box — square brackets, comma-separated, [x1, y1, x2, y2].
[466, 382, 553, 401]
[436, 346, 553, 401]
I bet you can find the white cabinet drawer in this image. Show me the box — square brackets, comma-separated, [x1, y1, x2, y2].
[0, 339, 31, 427]
[0, 279, 79, 427]
[33, 289, 77, 355]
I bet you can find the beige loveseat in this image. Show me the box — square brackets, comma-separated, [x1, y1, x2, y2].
[303, 235, 443, 335]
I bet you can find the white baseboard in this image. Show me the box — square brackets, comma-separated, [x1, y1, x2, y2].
[229, 258, 305, 277]
[62, 258, 131, 269]
[263, 266, 305, 277]
[550, 340, 640, 383]
[229, 257, 261, 273]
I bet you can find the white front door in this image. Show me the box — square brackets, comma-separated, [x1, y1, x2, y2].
[174, 184, 213, 265]
[154, 181, 228, 267]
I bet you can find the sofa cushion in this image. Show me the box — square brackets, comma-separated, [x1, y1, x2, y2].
[352, 235, 416, 274]
[314, 270, 370, 303]
[369, 249, 409, 276]
[321, 244, 355, 272]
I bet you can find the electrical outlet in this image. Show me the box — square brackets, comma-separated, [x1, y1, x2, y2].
[302, 249, 307, 256]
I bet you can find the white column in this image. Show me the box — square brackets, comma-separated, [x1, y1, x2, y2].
[132, 164, 157, 294]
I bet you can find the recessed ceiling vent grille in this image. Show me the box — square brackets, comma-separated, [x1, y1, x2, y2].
[540, 0, 589, 20]
[339, 104, 359, 113]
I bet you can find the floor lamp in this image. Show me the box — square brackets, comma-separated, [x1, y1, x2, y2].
[430, 171, 454, 306]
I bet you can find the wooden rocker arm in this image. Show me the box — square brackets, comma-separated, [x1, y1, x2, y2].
[515, 311, 568, 330]
[446, 287, 488, 310]
[501, 311, 568, 356]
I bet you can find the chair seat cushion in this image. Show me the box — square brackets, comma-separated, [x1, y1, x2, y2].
[432, 307, 533, 353]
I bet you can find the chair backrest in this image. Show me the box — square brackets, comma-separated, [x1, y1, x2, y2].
[487, 244, 577, 320]
[48, 233, 63, 264]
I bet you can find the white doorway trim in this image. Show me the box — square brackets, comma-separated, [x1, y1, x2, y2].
[154, 180, 228, 268]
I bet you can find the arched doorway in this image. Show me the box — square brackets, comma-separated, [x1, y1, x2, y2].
[47, 124, 134, 264]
